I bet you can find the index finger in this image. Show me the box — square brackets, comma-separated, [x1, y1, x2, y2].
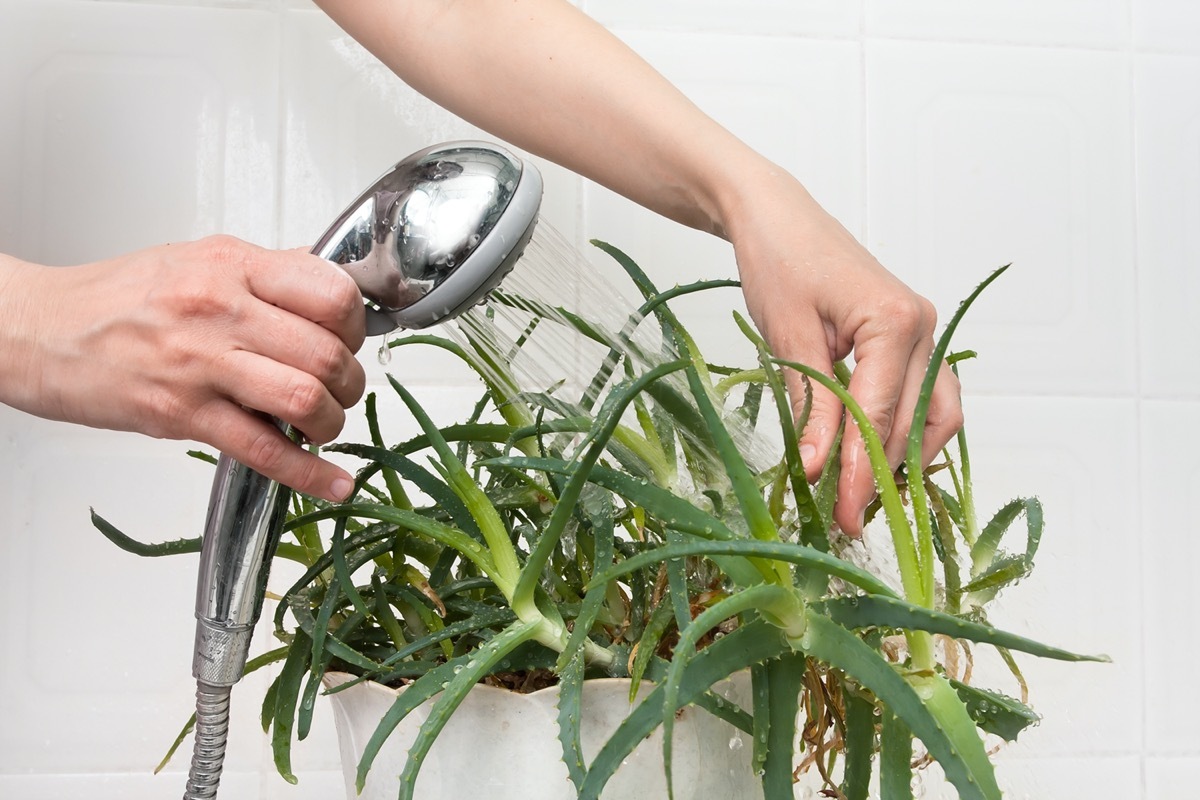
[240, 244, 367, 353]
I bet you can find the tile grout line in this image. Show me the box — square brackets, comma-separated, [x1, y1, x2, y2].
[272, 1, 288, 251]
[1126, 0, 1148, 794]
[859, 0, 869, 246]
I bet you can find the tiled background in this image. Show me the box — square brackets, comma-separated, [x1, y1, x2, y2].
[0, 0, 1195, 797]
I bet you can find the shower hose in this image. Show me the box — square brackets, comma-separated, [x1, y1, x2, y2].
[183, 681, 232, 799]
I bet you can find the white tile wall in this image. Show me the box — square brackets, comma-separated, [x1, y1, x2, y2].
[1141, 402, 1200, 755]
[585, 0, 861, 39]
[866, 0, 1130, 49]
[866, 40, 1137, 398]
[1134, 0, 1200, 53]
[0, 0, 1194, 797]
[1135, 54, 1200, 398]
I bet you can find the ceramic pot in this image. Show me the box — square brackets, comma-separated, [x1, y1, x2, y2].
[323, 671, 761, 799]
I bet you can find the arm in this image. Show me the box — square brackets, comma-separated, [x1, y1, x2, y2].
[314, 0, 962, 535]
[0, 238, 366, 502]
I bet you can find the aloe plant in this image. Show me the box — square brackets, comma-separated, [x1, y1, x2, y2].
[96, 241, 1105, 799]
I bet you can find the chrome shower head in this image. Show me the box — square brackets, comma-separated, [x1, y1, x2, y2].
[313, 140, 543, 335]
[184, 142, 542, 800]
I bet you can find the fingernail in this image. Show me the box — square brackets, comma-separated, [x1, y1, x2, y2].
[330, 476, 354, 502]
[799, 443, 817, 464]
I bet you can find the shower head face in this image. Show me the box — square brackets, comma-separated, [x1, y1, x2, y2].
[312, 141, 543, 335]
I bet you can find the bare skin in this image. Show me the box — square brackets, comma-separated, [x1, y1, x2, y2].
[314, 0, 964, 534]
[0, 237, 366, 502]
[0, 0, 961, 528]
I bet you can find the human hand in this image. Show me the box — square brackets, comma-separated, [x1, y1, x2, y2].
[0, 236, 367, 502]
[724, 169, 963, 537]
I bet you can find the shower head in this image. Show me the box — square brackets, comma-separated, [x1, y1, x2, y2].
[185, 142, 542, 800]
[313, 140, 543, 335]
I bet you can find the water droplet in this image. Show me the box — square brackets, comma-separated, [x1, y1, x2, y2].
[727, 735, 744, 751]
[453, 665, 464, 674]
[377, 342, 393, 365]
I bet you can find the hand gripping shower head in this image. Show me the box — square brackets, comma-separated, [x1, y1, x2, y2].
[184, 142, 542, 800]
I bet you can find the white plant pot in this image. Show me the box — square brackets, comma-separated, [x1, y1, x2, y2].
[324, 671, 762, 800]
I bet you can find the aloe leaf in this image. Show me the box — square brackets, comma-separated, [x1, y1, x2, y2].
[664, 529, 694, 635]
[393, 620, 542, 800]
[287, 502, 498, 587]
[270, 630, 312, 784]
[879, 709, 913, 800]
[557, 492, 616, 675]
[798, 611, 1000, 800]
[904, 266, 1011, 613]
[762, 653, 806, 800]
[770, 357, 924, 608]
[330, 516, 370, 621]
[354, 649, 487, 789]
[661, 585, 796, 799]
[684, 363, 783, 557]
[484, 456, 786, 587]
[556, 646, 588, 791]
[842, 685, 876, 800]
[581, 277, 740, 412]
[511, 360, 688, 616]
[734, 313, 827, 553]
[485, 457, 733, 539]
[90, 509, 201, 557]
[694, 689, 754, 734]
[950, 679, 1040, 742]
[588, 539, 899, 599]
[340, 606, 515, 688]
[329, 444, 484, 541]
[578, 620, 791, 800]
[970, 496, 1043, 577]
[750, 664, 770, 776]
[388, 376, 522, 595]
[816, 594, 1107, 662]
[960, 555, 1031, 595]
[364, 393, 411, 510]
[629, 599, 675, 700]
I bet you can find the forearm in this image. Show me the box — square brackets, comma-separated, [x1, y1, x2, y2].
[0, 254, 55, 419]
[312, 0, 793, 238]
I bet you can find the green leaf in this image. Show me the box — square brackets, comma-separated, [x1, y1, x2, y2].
[90, 509, 200, 557]
[735, 312, 828, 554]
[577, 620, 791, 800]
[388, 375, 522, 595]
[879, 709, 913, 800]
[394, 620, 542, 800]
[762, 653, 806, 800]
[798, 611, 1000, 800]
[270, 630, 312, 784]
[661, 585, 797, 799]
[950, 680, 1041, 742]
[587, 539, 900, 599]
[842, 685, 876, 800]
[629, 599, 675, 701]
[511, 359, 688, 616]
[816, 594, 1108, 662]
[970, 497, 1043, 579]
[556, 646, 588, 791]
[330, 444, 484, 540]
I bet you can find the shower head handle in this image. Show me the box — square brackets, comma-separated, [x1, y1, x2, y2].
[191, 141, 543, 688]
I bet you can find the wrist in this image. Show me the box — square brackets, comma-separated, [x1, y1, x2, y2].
[704, 153, 825, 245]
